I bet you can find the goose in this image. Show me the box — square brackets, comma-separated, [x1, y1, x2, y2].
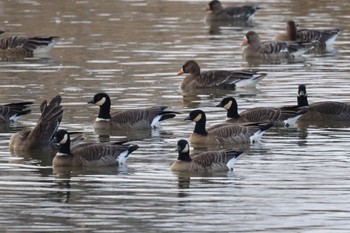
[0, 31, 58, 57]
[204, 0, 260, 22]
[184, 109, 273, 145]
[216, 96, 308, 127]
[0, 101, 33, 123]
[274, 20, 340, 48]
[177, 60, 266, 90]
[297, 84, 350, 122]
[88, 93, 179, 130]
[9, 95, 63, 152]
[52, 129, 139, 167]
[171, 139, 243, 172]
[241, 31, 311, 60]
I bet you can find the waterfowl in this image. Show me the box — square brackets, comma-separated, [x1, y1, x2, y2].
[88, 93, 179, 130]
[52, 129, 139, 167]
[184, 109, 273, 145]
[205, 0, 260, 22]
[177, 60, 267, 90]
[171, 139, 243, 172]
[241, 31, 310, 60]
[0, 101, 33, 123]
[9, 95, 63, 152]
[274, 20, 340, 48]
[216, 96, 308, 127]
[297, 84, 350, 122]
[0, 31, 58, 57]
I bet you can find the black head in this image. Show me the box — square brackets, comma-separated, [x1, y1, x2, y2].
[287, 20, 296, 29]
[177, 139, 190, 153]
[208, 0, 222, 11]
[298, 84, 307, 97]
[216, 97, 237, 110]
[184, 109, 206, 122]
[286, 20, 297, 40]
[88, 93, 111, 106]
[53, 129, 70, 145]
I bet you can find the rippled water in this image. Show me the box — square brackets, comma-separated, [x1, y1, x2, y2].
[1, 0, 350, 232]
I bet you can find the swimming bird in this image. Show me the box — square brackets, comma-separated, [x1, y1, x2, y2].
[177, 60, 266, 90]
[274, 20, 340, 48]
[297, 84, 350, 122]
[216, 96, 308, 127]
[0, 101, 33, 123]
[204, 0, 260, 22]
[9, 95, 63, 152]
[88, 93, 179, 130]
[0, 31, 58, 57]
[184, 109, 273, 146]
[52, 129, 139, 167]
[171, 139, 243, 172]
[241, 31, 311, 60]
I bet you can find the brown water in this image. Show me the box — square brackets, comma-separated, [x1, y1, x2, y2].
[1, 0, 350, 232]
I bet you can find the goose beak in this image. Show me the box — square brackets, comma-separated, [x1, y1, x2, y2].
[215, 103, 223, 107]
[241, 36, 248, 46]
[50, 136, 58, 144]
[203, 5, 210, 11]
[87, 99, 95, 104]
[184, 116, 191, 121]
[177, 68, 184, 76]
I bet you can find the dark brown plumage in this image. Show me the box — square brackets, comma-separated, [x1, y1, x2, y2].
[184, 109, 273, 146]
[88, 93, 179, 130]
[52, 129, 139, 167]
[241, 31, 310, 60]
[297, 84, 350, 122]
[205, 0, 260, 22]
[216, 96, 308, 127]
[171, 139, 243, 172]
[9, 95, 63, 152]
[0, 101, 33, 123]
[177, 60, 266, 90]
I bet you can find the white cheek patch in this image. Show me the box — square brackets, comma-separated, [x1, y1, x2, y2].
[59, 134, 68, 144]
[193, 114, 202, 122]
[95, 97, 106, 106]
[223, 100, 232, 110]
[182, 143, 189, 153]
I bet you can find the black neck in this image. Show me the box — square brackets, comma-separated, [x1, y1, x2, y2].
[178, 151, 192, 162]
[298, 95, 309, 107]
[98, 99, 112, 119]
[227, 107, 240, 119]
[193, 116, 208, 136]
[58, 137, 72, 155]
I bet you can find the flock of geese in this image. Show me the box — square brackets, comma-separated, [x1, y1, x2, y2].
[0, 0, 348, 173]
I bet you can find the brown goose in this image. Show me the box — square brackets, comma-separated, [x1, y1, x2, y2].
[205, 0, 260, 22]
[0, 101, 33, 123]
[274, 20, 340, 47]
[297, 84, 350, 122]
[52, 129, 139, 167]
[9, 95, 63, 152]
[216, 96, 308, 127]
[88, 93, 179, 130]
[184, 109, 273, 146]
[241, 31, 311, 60]
[171, 139, 243, 172]
[177, 60, 266, 90]
[0, 31, 58, 57]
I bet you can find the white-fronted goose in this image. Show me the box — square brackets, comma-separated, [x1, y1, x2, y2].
[0, 31, 58, 57]
[88, 93, 179, 130]
[241, 31, 311, 60]
[297, 84, 350, 122]
[9, 95, 63, 152]
[177, 60, 266, 90]
[52, 129, 139, 167]
[216, 96, 308, 127]
[171, 139, 242, 172]
[0, 101, 33, 123]
[274, 20, 340, 47]
[205, 0, 260, 22]
[184, 109, 273, 146]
